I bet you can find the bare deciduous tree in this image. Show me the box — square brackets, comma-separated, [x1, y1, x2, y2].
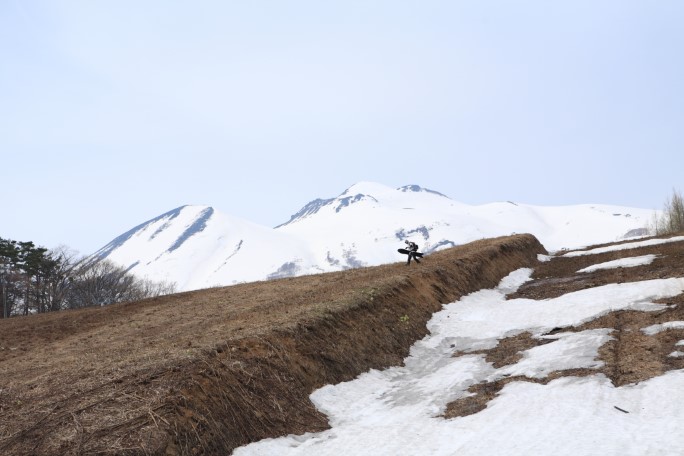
[42, 245, 80, 312]
[652, 188, 684, 235]
[67, 259, 176, 308]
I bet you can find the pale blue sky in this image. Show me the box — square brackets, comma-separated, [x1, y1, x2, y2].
[2, 1, 683, 253]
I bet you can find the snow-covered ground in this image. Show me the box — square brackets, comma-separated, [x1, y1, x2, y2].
[235, 251, 684, 455]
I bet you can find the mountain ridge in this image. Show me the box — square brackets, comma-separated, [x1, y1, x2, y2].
[91, 182, 657, 291]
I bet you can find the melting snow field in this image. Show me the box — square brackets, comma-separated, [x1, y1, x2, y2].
[235, 269, 684, 456]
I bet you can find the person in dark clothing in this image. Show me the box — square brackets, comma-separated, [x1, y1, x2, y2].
[405, 240, 421, 265]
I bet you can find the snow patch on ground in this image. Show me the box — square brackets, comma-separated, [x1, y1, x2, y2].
[641, 321, 684, 335]
[577, 254, 658, 273]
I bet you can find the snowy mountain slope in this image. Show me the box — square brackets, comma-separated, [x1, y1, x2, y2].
[276, 182, 654, 271]
[90, 205, 318, 290]
[91, 182, 656, 291]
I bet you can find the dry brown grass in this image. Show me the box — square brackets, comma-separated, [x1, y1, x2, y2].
[0, 234, 545, 455]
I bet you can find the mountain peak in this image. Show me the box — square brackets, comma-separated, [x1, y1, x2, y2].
[398, 185, 449, 198]
[277, 182, 451, 228]
[276, 182, 393, 227]
[91, 204, 215, 263]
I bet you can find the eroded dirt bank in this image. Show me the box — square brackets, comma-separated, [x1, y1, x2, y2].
[0, 234, 544, 455]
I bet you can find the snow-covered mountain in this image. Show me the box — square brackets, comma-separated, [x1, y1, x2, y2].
[90, 182, 656, 291]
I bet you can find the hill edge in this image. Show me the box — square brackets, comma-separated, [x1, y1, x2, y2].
[0, 234, 545, 455]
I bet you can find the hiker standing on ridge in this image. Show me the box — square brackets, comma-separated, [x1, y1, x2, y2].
[404, 240, 421, 265]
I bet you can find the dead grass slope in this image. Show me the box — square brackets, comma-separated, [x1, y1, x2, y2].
[0, 234, 544, 455]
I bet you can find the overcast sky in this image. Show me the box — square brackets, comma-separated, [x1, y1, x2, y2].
[2, 1, 683, 254]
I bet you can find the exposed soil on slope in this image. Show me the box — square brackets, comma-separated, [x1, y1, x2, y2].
[444, 234, 684, 419]
[509, 236, 684, 300]
[0, 234, 545, 455]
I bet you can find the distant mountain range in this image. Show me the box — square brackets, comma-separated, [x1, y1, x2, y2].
[90, 182, 655, 291]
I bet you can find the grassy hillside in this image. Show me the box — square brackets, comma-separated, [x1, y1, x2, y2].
[0, 234, 544, 455]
